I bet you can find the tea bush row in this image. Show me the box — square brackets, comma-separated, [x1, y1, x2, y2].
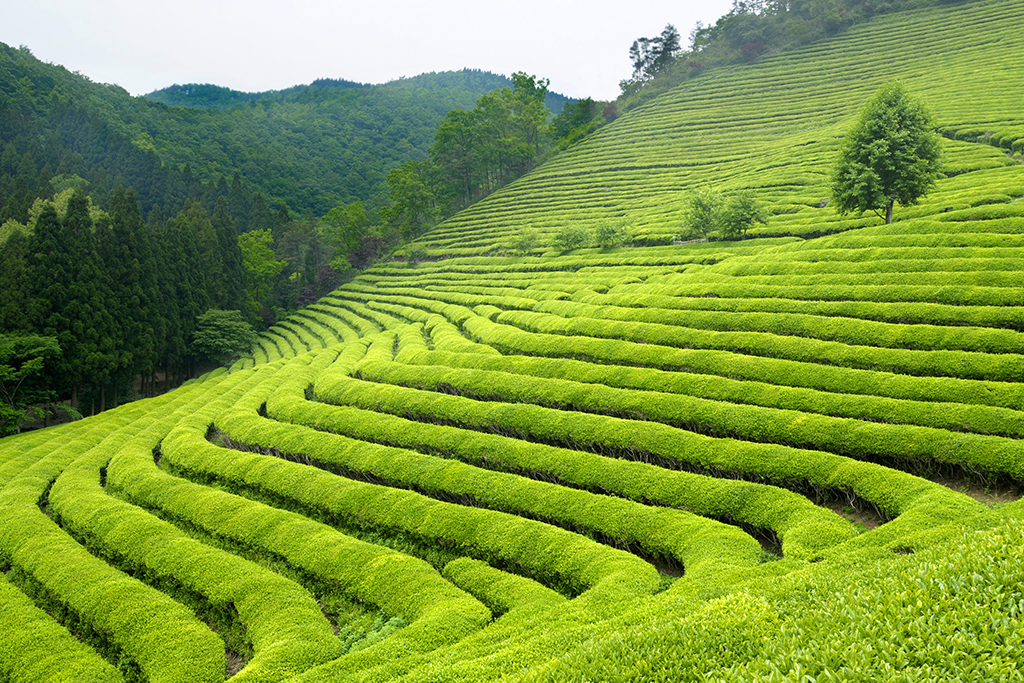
[0, 395, 226, 683]
[405, 347, 1024, 439]
[354, 356, 1024, 483]
[535, 298, 1024, 355]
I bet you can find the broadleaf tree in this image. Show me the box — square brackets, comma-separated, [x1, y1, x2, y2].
[684, 186, 724, 239]
[830, 81, 943, 224]
[191, 309, 257, 366]
[0, 334, 60, 435]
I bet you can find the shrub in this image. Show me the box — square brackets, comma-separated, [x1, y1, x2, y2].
[508, 227, 541, 255]
[553, 224, 590, 252]
[593, 221, 632, 248]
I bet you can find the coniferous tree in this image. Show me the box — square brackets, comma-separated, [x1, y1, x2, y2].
[165, 204, 211, 380]
[212, 196, 246, 311]
[64, 189, 117, 410]
[105, 187, 156, 392]
[228, 173, 251, 231]
[248, 193, 275, 234]
[27, 203, 71, 400]
[135, 213, 165, 395]
[0, 228, 33, 332]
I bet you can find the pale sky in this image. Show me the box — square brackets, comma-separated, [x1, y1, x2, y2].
[1, 0, 734, 101]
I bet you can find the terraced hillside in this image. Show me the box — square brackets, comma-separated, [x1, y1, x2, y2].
[3, 1, 1024, 681]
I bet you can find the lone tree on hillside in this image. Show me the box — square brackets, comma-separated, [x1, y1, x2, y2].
[830, 81, 942, 224]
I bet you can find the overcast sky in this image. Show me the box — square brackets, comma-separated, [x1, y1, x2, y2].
[1, 0, 734, 101]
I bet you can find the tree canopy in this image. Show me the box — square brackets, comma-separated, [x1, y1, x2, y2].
[0, 333, 60, 435]
[190, 309, 257, 365]
[830, 81, 943, 224]
[629, 25, 682, 84]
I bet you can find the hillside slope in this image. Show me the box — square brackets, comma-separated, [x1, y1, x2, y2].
[0, 50, 536, 218]
[2, 1, 1023, 681]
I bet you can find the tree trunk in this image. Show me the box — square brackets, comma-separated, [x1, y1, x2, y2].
[885, 199, 894, 224]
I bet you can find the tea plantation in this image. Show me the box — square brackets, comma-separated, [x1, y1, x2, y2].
[2, 1, 1024, 681]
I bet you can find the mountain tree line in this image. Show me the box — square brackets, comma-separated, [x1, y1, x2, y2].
[371, 72, 616, 242]
[0, 179, 294, 430]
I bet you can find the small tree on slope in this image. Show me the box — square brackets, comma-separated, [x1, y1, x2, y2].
[830, 81, 942, 224]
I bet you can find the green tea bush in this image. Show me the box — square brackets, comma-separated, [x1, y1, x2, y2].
[0, 574, 121, 683]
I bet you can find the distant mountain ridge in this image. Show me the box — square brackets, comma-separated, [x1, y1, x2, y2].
[144, 78, 368, 110]
[145, 73, 570, 114]
[0, 45, 569, 219]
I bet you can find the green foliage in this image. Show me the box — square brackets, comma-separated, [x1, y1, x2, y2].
[831, 81, 943, 223]
[593, 220, 632, 248]
[238, 228, 286, 311]
[508, 227, 541, 255]
[553, 223, 590, 252]
[428, 73, 552, 217]
[191, 309, 257, 363]
[549, 98, 604, 149]
[623, 24, 682, 93]
[3, 3, 1024, 683]
[619, 0, 943, 110]
[0, 572, 122, 682]
[139, 70, 547, 215]
[321, 201, 371, 256]
[684, 185, 724, 239]
[722, 190, 768, 239]
[404, 242, 429, 264]
[385, 162, 438, 240]
[0, 334, 60, 435]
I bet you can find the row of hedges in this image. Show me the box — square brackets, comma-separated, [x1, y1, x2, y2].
[332, 294, 1024, 439]
[441, 558, 566, 619]
[332, 288, 1024, 412]
[354, 356, 1024, 483]
[306, 303, 383, 337]
[614, 278, 1024, 307]
[0, 395, 227, 683]
[262, 352, 765, 576]
[286, 367, 844, 564]
[0, 573, 121, 683]
[321, 355, 990, 553]
[122, 356, 494, 680]
[496, 308, 1024, 382]
[337, 291, 1024, 427]
[459, 312, 1024, 409]
[318, 298, 411, 333]
[293, 309, 361, 344]
[47, 377, 340, 683]
[317, 357, 870, 560]
[212, 402, 663, 598]
[576, 288, 1024, 335]
[402, 347, 1024, 439]
[540, 297, 1024, 355]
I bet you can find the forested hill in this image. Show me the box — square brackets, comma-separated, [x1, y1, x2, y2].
[0, 45, 561, 218]
[136, 71, 569, 215]
[143, 79, 369, 110]
[145, 73, 570, 114]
